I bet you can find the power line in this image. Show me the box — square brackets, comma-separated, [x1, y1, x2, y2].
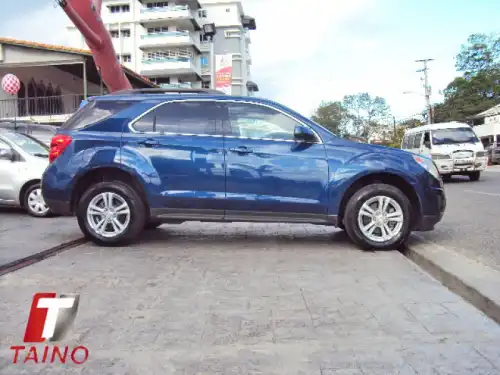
[415, 58, 434, 124]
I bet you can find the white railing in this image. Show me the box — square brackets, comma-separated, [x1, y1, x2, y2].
[143, 48, 193, 61]
[159, 83, 193, 89]
[140, 5, 189, 13]
[141, 30, 190, 39]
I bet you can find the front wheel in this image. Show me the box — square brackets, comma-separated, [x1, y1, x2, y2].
[24, 183, 51, 218]
[343, 183, 412, 251]
[76, 181, 146, 246]
[468, 171, 480, 181]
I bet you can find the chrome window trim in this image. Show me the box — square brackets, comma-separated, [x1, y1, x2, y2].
[127, 98, 324, 144]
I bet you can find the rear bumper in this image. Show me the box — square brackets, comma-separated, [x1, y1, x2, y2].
[45, 198, 72, 216]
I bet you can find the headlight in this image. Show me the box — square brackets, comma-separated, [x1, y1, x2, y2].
[413, 155, 440, 180]
[431, 153, 451, 160]
[475, 151, 486, 157]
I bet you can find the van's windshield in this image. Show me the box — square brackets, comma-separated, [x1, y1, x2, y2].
[431, 127, 479, 145]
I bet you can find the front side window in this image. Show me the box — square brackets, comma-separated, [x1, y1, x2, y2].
[431, 127, 479, 145]
[132, 101, 221, 135]
[225, 103, 303, 141]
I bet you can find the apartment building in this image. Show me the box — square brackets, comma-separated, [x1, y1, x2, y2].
[65, 0, 257, 94]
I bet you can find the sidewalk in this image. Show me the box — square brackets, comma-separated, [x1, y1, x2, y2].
[1, 222, 500, 374]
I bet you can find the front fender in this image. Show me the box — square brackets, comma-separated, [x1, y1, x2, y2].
[327, 151, 424, 214]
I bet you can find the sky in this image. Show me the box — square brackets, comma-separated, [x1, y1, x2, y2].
[1, 0, 500, 120]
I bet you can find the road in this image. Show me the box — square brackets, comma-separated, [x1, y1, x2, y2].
[1, 223, 500, 374]
[417, 166, 500, 270]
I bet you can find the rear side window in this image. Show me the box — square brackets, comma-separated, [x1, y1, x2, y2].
[62, 100, 133, 130]
[407, 134, 415, 148]
[401, 135, 408, 149]
[132, 101, 221, 135]
[412, 132, 422, 148]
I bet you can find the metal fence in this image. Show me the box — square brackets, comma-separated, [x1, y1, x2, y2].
[0, 94, 84, 119]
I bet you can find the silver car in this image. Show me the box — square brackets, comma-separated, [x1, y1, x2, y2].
[0, 130, 51, 217]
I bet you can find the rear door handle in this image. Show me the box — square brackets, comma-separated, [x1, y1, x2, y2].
[138, 139, 159, 147]
[229, 146, 253, 154]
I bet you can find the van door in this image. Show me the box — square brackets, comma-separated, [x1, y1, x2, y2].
[412, 132, 423, 154]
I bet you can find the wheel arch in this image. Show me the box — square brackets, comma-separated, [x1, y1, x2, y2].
[19, 179, 41, 208]
[70, 167, 150, 215]
[337, 172, 422, 229]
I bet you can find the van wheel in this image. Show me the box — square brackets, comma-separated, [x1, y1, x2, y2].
[343, 183, 412, 251]
[77, 181, 146, 246]
[468, 172, 480, 181]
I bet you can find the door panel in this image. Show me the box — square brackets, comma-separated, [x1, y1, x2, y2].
[222, 102, 329, 217]
[123, 101, 226, 214]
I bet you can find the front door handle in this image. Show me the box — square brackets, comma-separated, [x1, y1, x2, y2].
[229, 146, 253, 154]
[138, 139, 159, 147]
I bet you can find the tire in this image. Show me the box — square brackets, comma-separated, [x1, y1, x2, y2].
[468, 171, 480, 181]
[24, 183, 51, 218]
[144, 220, 162, 230]
[76, 181, 146, 246]
[343, 183, 412, 251]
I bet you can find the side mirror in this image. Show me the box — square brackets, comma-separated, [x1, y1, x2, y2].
[294, 125, 316, 143]
[0, 148, 14, 161]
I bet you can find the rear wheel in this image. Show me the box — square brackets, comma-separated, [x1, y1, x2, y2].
[24, 183, 51, 218]
[77, 181, 146, 246]
[468, 171, 480, 181]
[343, 183, 412, 250]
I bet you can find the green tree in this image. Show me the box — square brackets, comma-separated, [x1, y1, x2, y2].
[311, 101, 349, 136]
[456, 33, 500, 76]
[342, 93, 391, 139]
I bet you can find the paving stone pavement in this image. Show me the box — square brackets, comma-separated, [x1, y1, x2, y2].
[1, 222, 500, 375]
[0, 207, 82, 264]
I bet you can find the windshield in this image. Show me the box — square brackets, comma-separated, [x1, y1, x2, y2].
[2, 132, 49, 157]
[431, 127, 479, 145]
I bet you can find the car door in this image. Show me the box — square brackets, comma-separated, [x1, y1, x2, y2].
[123, 100, 226, 219]
[0, 138, 18, 203]
[221, 101, 329, 221]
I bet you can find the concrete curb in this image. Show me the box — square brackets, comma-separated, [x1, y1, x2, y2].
[404, 234, 500, 325]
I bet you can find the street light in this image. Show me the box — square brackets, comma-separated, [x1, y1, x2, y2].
[202, 23, 217, 90]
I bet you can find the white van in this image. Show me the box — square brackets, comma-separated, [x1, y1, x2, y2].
[401, 121, 488, 181]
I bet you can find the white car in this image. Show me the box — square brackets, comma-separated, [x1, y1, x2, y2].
[401, 122, 488, 181]
[0, 129, 51, 217]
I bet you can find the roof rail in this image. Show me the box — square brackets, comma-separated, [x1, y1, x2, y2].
[108, 88, 226, 95]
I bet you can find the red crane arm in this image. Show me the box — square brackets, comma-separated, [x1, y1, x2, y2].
[57, 0, 132, 92]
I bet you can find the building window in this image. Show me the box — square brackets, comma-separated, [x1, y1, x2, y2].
[147, 27, 169, 34]
[122, 54, 132, 62]
[198, 9, 207, 18]
[224, 30, 241, 38]
[121, 29, 131, 37]
[109, 4, 130, 13]
[202, 81, 210, 89]
[226, 8, 230, 12]
[110, 30, 120, 38]
[146, 2, 169, 9]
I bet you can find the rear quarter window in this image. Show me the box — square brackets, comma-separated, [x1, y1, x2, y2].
[62, 100, 134, 130]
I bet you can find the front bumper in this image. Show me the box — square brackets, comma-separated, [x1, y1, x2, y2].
[414, 187, 446, 232]
[434, 157, 488, 174]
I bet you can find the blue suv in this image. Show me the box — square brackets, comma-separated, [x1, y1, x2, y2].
[41, 88, 446, 250]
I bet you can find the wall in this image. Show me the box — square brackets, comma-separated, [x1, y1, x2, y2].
[199, 1, 242, 26]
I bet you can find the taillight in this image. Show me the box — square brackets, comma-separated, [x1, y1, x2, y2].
[49, 134, 72, 163]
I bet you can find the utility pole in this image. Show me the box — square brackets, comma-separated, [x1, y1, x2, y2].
[415, 59, 433, 124]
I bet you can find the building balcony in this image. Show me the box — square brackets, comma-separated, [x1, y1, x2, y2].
[140, 31, 200, 51]
[139, 5, 200, 30]
[141, 56, 201, 77]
